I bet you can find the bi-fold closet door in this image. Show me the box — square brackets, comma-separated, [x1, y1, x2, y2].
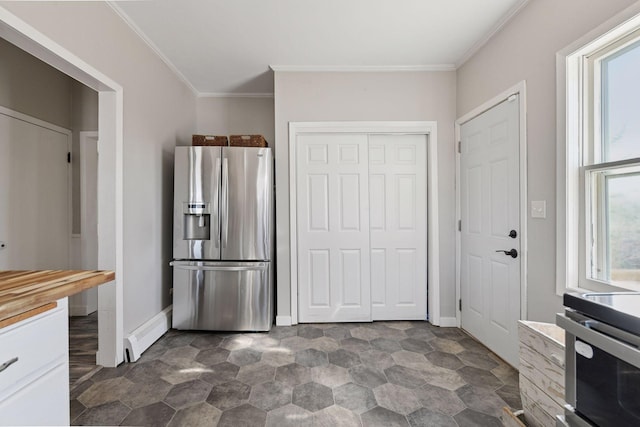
[296, 133, 427, 323]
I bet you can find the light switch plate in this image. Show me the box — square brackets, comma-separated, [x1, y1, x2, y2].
[531, 200, 546, 218]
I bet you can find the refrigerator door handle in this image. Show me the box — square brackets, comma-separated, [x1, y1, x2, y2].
[221, 157, 229, 249]
[214, 157, 221, 248]
[170, 262, 267, 272]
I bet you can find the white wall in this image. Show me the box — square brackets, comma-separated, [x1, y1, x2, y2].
[457, 0, 637, 322]
[274, 71, 457, 321]
[196, 97, 275, 145]
[0, 2, 197, 335]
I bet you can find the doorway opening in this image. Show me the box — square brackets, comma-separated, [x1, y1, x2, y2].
[0, 7, 124, 367]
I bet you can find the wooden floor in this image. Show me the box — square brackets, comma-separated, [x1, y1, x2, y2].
[69, 312, 100, 385]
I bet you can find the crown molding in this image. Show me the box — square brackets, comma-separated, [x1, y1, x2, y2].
[269, 64, 456, 72]
[107, 2, 199, 96]
[197, 92, 275, 98]
[456, 0, 530, 68]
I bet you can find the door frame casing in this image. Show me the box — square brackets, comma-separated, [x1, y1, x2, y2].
[289, 121, 441, 325]
[80, 131, 99, 273]
[0, 7, 125, 367]
[79, 131, 99, 314]
[454, 81, 528, 327]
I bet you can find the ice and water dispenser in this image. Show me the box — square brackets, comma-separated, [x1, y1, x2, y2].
[182, 202, 211, 240]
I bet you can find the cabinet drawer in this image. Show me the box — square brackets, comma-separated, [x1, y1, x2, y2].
[0, 302, 68, 398]
[0, 363, 69, 426]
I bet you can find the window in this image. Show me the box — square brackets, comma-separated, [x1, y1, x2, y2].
[558, 10, 640, 294]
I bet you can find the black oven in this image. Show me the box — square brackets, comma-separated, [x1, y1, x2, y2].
[557, 292, 640, 427]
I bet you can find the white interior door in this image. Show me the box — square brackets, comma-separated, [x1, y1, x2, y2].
[0, 112, 70, 270]
[297, 134, 371, 322]
[369, 134, 427, 320]
[460, 96, 521, 366]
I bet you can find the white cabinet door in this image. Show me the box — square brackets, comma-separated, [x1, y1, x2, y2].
[297, 134, 371, 322]
[0, 112, 69, 270]
[0, 298, 69, 426]
[0, 364, 69, 426]
[369, 135, 427, 320]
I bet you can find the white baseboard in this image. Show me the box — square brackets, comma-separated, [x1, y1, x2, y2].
[438, 317, 458, 327]
[69, 305, 96, 317]
[124, 305, 172, 362]
[275, 315, 292, 326]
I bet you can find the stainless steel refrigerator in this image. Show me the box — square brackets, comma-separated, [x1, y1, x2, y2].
[171, 146, 274, 331]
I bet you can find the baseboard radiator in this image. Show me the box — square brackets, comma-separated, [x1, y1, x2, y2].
[124, 305, 172, 363]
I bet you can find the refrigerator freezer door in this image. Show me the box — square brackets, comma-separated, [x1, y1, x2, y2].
[172, 261, 273, 331]
[221, 147, 273, 261]
[173, 147, 222, 260]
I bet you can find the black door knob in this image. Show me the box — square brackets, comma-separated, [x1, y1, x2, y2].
[509, 230, 517, 238]
[496, 249, 518, 258]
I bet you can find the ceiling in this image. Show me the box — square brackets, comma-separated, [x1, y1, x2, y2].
[111, 0, 527, 96]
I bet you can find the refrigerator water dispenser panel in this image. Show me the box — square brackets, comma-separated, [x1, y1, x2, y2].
[183, 202, 211, 240]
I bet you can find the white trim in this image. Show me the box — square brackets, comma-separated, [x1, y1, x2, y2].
[438, 317, 458, 328]
[197, 92, 275, 99]
[556, 2, 640, 297]
[288, 121, 441, 325]
[96, 90, 125, 367]
[77, 131, 99, 316]
[275, 316, 293, 327]
[67, 130, 72, 274]
[455, 80, 528, 327]
[124, 305, 172, 363]
[107, 2, 198, 96]
[79, 131, 99, 263]
[0, 11, 120, 92]
[69, 305, 93, 317]
[0, 5, 125, 367]
[270, 65, 456, 73]
[0, 105, 72, 135]
[456, 0, 530, 68]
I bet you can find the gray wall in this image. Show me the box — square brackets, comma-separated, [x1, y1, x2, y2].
[274, 71, 457, 321]
[0, 37, 98, 236]
[457, 0, 637, 322]
[0, 1, 197, 335]
[196, 97, 275, 145]
[0, 37, 72, 128]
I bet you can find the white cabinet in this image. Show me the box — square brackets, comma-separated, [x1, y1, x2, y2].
[0, 298, 69, 426]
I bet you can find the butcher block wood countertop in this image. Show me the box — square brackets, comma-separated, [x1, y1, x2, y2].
[0, 270, 115, 326]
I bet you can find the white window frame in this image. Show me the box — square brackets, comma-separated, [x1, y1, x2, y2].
[557, 4, 640, 296]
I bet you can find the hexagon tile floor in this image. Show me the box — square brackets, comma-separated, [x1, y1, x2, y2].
[70, 321, 521, 426]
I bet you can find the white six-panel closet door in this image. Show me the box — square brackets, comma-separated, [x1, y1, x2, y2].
[296, 133, 427, 323]
[369, 134, 427, 320]
[297, 134, 372, 323]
